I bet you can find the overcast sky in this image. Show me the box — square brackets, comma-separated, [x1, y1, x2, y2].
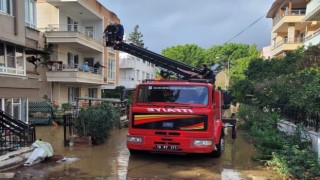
[99, 0, 274, 53]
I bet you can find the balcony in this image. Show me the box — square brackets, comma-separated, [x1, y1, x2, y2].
[272, 10, 307, 33]
[46, 63, 104, 84]
[45, 24, 104, 53]
[305, 28, 320, 46]
[303, 0, 320, 21]
[119, 59, 135, 69]
[271, 37, 304, 57]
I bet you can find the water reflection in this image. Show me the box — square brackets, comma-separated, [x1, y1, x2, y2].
[9, 126, 279, 179]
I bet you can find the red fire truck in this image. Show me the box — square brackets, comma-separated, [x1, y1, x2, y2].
[106, 34, 236, 157]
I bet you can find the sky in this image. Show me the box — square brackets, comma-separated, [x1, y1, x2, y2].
[99, 0, 274, 53]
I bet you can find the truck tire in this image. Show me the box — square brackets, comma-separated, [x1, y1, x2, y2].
[128, 149, 140, 155]
[209, 136, 222, 158]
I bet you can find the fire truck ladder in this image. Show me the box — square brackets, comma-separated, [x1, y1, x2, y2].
[112, 42, 202, 79]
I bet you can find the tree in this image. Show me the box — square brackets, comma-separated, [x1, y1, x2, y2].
[128, 25, 145, 48]
[161, 44, 205, 68]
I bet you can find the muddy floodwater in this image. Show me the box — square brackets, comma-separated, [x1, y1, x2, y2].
[7, 126, 280, 179]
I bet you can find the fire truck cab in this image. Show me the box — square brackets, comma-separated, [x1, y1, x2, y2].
[127, 79, 234, 157]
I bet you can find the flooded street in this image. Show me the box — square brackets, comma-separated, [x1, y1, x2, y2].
[8, 126, 280, 179]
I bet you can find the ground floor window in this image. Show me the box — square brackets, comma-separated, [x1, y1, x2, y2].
[0, 98, 28, 122]
[88, 88, 98, 98]
[68, 87, 80, 103]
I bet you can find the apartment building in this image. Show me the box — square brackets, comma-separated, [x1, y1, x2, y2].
[267, 0, 309, 58]
[36, 0, 119, 106]
[119, 52, 157, 89]
[303, 0, 320, 47]
[0, 0, 46, 122]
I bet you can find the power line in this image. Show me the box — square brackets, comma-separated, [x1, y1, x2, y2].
[224, 1, 283, 44]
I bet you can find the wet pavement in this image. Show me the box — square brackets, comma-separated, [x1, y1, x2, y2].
[6, 126, 280, 180]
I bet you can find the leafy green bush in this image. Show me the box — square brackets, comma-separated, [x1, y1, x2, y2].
[75, 103, 120, 145]
[238, 104, 320, 179]
[61, 103, 72, 112]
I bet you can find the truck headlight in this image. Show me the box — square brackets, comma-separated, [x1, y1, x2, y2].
[127, 136, 143, 143]
[193, 140, 213, 146]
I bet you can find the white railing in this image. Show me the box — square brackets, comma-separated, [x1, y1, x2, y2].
[47, 63, 103, 74]
[273, 37, 305, 49]
[45, 24, 102, 42]
[273, 9, 306, 26]
[305, 28, 320, 41]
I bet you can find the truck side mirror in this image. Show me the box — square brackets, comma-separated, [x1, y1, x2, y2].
[222, 90, 232, 110]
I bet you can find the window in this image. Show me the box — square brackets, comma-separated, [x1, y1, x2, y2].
[0, 43, 25, 75]
[67, 52, 79, 68]
[108, 58, 115, 80]
[0, 43, 4, 72]
[16, 47, 24, 74]
[137, 85, 208, 105]
[67, 17, 78, 32]
[68, 87, 80, 103]
[0, 0, 11, 15]
[25, 0, 36, 28]
[84, 57, 94, 67]
[85, 27, 94, 38]
[88, 88, 98, 98]
[136, 70, 140, 81]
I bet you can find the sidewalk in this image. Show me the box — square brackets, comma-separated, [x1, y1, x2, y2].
[0, 147, 34, 172]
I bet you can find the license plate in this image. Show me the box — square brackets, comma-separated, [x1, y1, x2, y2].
[155, 145, 178, 150]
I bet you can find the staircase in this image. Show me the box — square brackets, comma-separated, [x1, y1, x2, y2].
[0, 110, 36, 156]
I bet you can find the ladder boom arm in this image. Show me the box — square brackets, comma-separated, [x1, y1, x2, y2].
[113, 42, 202, 77]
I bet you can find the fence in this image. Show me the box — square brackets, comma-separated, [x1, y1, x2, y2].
[0, 110, 36, 156]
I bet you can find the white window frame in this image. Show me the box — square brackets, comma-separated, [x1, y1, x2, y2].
[0, 0, 12, 15]
[0, 43, 26, 76]
[108, 58, 115, 80]
[25, 0, 36, 28]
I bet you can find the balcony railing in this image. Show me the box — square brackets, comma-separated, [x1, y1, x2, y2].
[47, 63, 103, 74]
[273, 37, 305, 49]
[305, 28, 320, 41]
[273, 9, 306, 26]
[45, 24, 102, 42]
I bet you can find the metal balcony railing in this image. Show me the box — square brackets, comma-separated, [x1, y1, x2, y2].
[45, 24, 102, 43]
[47, 63, 103, 74]
[273, 37, 305, 49]
[273, 9, 306, 26]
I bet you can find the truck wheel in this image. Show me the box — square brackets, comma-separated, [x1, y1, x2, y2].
[209, 137, 222, 158]
[128, 149, 140, 155]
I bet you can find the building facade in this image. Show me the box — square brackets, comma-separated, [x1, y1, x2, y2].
[266, 0, 320, 58]
[118, 51, 157, 89]
[0, 0, 45, 122]
[36, 0, 120, 107]
[303, 0, 320, 47]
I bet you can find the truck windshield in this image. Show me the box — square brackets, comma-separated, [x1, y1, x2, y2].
[136, 85, 208, 105]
